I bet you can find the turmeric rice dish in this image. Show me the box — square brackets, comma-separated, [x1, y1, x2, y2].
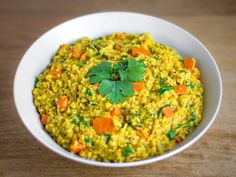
[33, 33, 204, 162]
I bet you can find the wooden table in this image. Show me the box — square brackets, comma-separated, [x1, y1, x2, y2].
[0, 0, 235, 176]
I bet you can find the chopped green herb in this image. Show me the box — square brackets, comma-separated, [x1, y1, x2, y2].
[189, 104, 194, 108]
[71, 119, 79, 125]
[86, 62, 113, 84]
[76, 62, 86, 68]
[190, 112, 196, 121]
[105, 134, 111, 144]
[187, 83, 195, 89]
[179, 70, 187, 73]
[176, 112, 196, 129]
[168, 130, 175, 140]
[101, 53, 108, 58]
[71, 114, 82, 125]
[160, 78, 167, 86]
[157, 104, 170, 117]
[86, 89, 92, 96]
[84, 137, 92, 143]
[51, 100, 56, 106]
[34, 78, 39, 86]
[122, 146, 133, 157]
[81, 119, 90, 128]
[159, 85, 173, 95]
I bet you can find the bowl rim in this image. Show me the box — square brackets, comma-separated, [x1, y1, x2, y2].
[14, 11, 222, 167]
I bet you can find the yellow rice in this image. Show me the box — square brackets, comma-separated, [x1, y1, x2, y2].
[33, 33, 203, 162]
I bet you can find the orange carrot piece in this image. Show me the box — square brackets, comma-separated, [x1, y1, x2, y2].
[175, 136, 183, 144]
[49, 66, 61, 80]
[70, 139, 86, 154]
[41, 114, 48, 125]
[92, 118, 115, 133]
[57, 96, 68, 112]
[137, 130, 148, 139]
[110, 107, 122, 116]
[132, 82, 144, 92]
[69, 48, 81, 59]
[162, 106, 174, 117]
[174, 84, 187, 95]
[115, 33, 127, 40]
[131, 47, 151, 57]
[183, 58, 196, 71]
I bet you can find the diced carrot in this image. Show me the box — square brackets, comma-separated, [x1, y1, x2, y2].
[114, 43, 122, 51]
[131, 47, 151, 57]
[175, 136, 183, 144]
[69, 48, 81, 59]
[110, 107, 122, 116]
[136, 130, 148, 139]
[49, 66, 61, 80]
[132, 82, 144, 92]
[174, 84, 187, 95]
[57, 96, 68, 112]
[92, 118, 115, 133]
[70, 139, 86, 154]
[162, 106, 174, 117]
[41, 114, 48, 125]
[183, 58, 196, 71]
[115, 33, 128, 40]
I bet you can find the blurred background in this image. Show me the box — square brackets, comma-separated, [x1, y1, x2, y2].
[0, 0, 235, 177]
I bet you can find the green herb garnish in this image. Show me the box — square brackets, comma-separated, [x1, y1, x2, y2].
[81, 119, 90, 128]
[71, 114, 82, 125]
[176, 112, 196, 129]
[51, 100, 56, 106]
[168, 130, 175, 140]
[114, 59, 146, 82]
[187, 83, 195, 89]
[122, 146, 133, 157]
[159, 85, 173, 95]
[105, 134, 111, 144]
[179, 70, 187, 73]
[87, 59, 146, 104]
[34, 77, 39, 86]
[86, 89, 92, 96]
[86, 62, 112, 84]
[76, 62, 86, 68]
[84, 137, 92, 143]
[99, 80, 134, 104]
[160, 78, 167, 86]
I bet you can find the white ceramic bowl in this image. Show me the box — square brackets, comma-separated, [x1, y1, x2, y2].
[14, 12, 222, 167]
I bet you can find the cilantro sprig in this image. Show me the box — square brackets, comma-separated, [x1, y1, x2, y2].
[87, 62, 113, 84]
[86, 59, 146, 104]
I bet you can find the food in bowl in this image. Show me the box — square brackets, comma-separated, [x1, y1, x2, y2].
[33, 33, 203, 162]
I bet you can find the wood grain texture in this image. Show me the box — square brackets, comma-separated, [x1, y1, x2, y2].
[0, 0, 235, 176]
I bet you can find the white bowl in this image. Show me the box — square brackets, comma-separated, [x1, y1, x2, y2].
[14, 12, 222, 167]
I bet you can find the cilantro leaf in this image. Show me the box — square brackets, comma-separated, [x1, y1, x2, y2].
[119, 59, 146, 82]
[99, 80, 134, 104]
[86, 62, 112, 84]
[113, 60, 128, 73]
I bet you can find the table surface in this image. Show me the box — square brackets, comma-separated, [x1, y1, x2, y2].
[0, 0, 235, 176]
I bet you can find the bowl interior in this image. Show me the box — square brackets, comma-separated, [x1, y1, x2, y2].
[14, 12, 222, 167]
